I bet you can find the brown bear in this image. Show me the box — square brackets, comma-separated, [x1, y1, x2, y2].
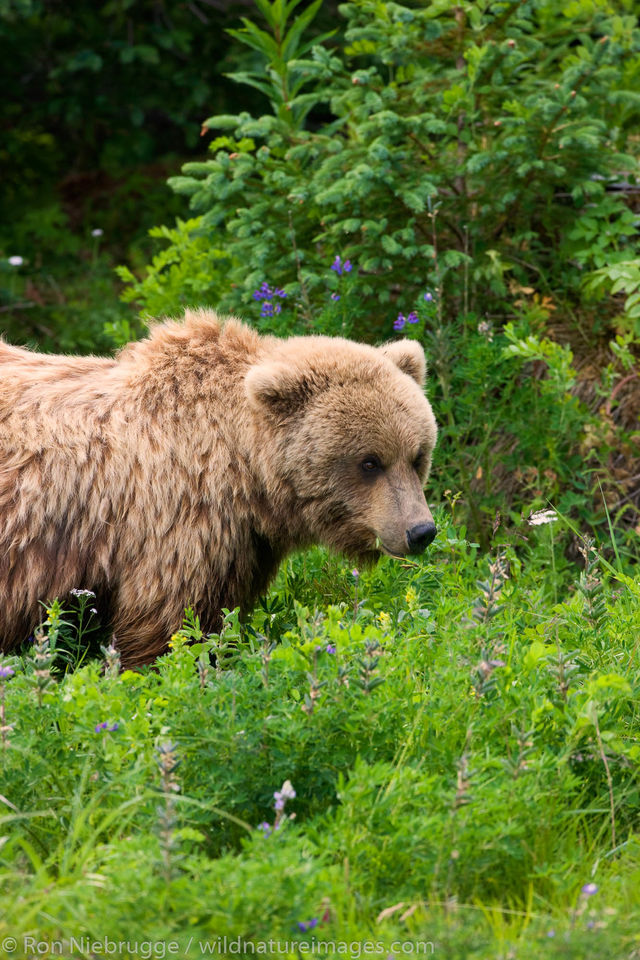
[0, 309, 437, 666]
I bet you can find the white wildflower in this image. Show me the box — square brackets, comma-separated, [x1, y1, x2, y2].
[527, 509, 558, 526]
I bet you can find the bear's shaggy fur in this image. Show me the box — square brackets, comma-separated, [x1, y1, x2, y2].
[0, 310, 437, 666]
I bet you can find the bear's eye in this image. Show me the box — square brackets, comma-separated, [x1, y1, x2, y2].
[413, 454, 423, 473]
[360, 456, 382, 475]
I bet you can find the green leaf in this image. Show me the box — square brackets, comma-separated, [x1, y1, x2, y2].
[227, 21, 279, 61]
[281, 0, 324, 60]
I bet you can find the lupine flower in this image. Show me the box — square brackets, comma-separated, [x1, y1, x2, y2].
[0, 665, 14, 679]
[330, 293, 341, 301]
[253, 281, 287, 302]
[423, 291, 433, 302]
[274, 780, 296, 812]
[258, 779, 296, 836]
[254, 282, 286, 318]
[394, 313, 406, 331]
[253, 281, 274, 301]
[8, 256, 23, 266]
[330, 256, 352, 275]
[94, 721, 119, 733]
[477, 320, 494, 341]
[297, 918, 319, 932]
[315, 643, 336, 655]
[581, 883, 599, 897]
[260, 301, 282, 318]
[407, 311, 419, 324]
[352, 568, 359, 579]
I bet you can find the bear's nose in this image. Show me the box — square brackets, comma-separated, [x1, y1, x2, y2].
[406, 522, 437, 554]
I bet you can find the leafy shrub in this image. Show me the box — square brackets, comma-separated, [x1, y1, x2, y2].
[126, 0, 640, 338]
[116, 218, 232, 321]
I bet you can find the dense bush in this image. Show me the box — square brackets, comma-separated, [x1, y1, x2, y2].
[122, 0, 640, 332]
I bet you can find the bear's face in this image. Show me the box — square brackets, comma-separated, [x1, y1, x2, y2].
[246, 337, 438, 561]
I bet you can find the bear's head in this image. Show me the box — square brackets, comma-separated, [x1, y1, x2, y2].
[245, 335, 438, 563]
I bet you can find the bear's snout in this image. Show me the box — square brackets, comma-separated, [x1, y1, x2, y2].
[406, 521, 437, 554]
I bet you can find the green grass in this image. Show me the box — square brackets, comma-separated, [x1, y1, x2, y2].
[1, 514, 639, 959]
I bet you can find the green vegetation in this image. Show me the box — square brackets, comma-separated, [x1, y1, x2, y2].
[122, 0, 640, 332]
[1, 0, 640, 957]
[2, 524, 640, 957]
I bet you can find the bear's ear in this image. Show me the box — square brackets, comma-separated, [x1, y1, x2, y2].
[245, 362, 314, 417]
[379, 340, 427, 387]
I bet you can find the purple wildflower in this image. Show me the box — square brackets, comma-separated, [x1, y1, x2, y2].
[273, 780, 296, 815]
[253, 281, 274, 301]
[260, 301, 282, 318]
[325, 644, 337, 654]
[273, 780, 296, 810]
[407, 311, 419, 324]
[0, 665, 14, 679]
[297, 918, 319, 932]
[260, 779, 296, 834]
[581, 883, 599, 897]
[254, 282, 286, 303]
[95, 721, 119, 733]
[352, 568, 359, 579]
[424, 291, 433, 302]
[394, 313, 406, 331]
[330, 256, 353, 276]
[330, 292, 341, 301]
[274, 782, 295, 801]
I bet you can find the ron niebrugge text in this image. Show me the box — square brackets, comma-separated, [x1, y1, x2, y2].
[10, 935, 436, 957]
